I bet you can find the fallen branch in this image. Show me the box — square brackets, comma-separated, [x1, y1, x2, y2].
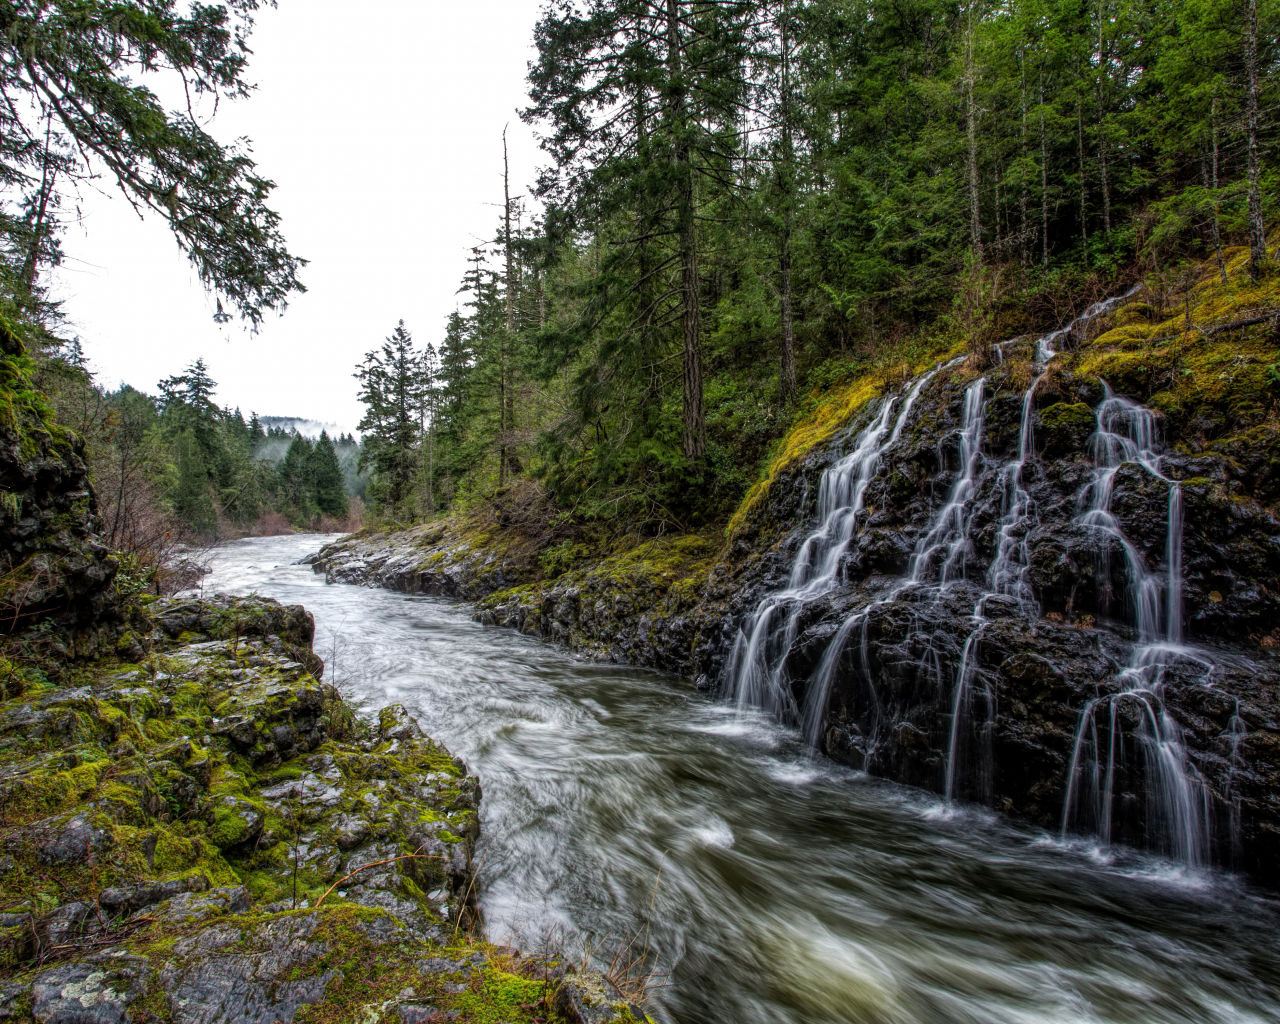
[313, 850, 442, 909]
[1139, 311, 1280, 347]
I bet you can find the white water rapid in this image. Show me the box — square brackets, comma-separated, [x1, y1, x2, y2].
[187, 535, 1280, 1024]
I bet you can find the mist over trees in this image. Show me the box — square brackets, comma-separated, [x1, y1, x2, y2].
[350, 0, 1279, 534]
[33, 350, 366, 552]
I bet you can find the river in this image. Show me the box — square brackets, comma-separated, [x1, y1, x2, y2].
[193, 533, 1280, 1024]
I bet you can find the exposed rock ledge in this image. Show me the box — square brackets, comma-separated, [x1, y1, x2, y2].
[311, 353, 1280, 881]
[311, 525, 730, 682]
[0, 594, 640, 1024]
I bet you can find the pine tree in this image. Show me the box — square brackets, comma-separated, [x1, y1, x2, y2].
[311, 431, 349, 518]
[526, 0, 755, 462]
[355, 321, 428, 519]
[0, 0, 304, 325]
[278, 433, 316, 522]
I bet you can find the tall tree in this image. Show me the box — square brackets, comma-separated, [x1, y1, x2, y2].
[311, 431, 348, 518]
[355, 321, 427, 517]
[0, 0, 305, 324]
[526, 0, 754, 462]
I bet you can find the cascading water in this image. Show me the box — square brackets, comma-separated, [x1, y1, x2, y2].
[1060, 384, 1213, 865]
[724, 281, 1222, 864]
[723, 368, 941, 719]
[727, 286, 1222, 864]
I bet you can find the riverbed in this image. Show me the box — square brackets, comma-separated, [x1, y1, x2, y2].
[193, 533, 1280, 1024]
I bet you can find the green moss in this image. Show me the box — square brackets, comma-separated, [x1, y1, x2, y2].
[1075, 245, 1280, 438]
[1040, 402, 1094, 432]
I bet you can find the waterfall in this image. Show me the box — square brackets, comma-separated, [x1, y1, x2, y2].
[724, 368, 942, 719]
[906, 378, 986, 586]
[1060, 380, 1213, 865]
[728, 285, 1218, 865]
[942, 292, 1138, 801]
[799, 373, 987, 751]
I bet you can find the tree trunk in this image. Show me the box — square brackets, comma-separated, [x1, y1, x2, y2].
[780, 210, 795, 404]
[995, 161, 1003, 254]
[1095, 0, 1111, 234]
[965, 10, 982, 265]
[1077, 100, 1088, 257]
[1020, 47, 1029, 271]
[668, 0, 704, 460]
[1211, 96, 1228, 283]
[779, 4, 796, 405]
[1040, 70, 1049, 268]
[501, 128, 515, 485]
[21, 118, 56, 295]
[1246, 0, 1268, 279]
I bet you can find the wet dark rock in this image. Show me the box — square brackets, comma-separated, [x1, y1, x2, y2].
[147, 885, 251, 926]
[32, 815, 112, 865]
[30, 952, 148, 1024]
[98, 876, 209, 919]
[554, 973, 631, 1024]
[718, 360, 1280, 874]
[158, 914, 335, 1024]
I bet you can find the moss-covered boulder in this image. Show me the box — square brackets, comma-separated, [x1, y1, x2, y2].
[0, 593, 642, 1023]
[1, 322, 117, 637]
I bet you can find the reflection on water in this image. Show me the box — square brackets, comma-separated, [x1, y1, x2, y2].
[193, 534, 1280, 1024]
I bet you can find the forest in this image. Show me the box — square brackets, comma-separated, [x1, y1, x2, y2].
[0, 0, 1273, 554]
[341, 0, 1280, 538]
[4, 3, 1280, 1021]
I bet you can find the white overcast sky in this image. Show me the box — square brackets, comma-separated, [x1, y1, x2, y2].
[48, 0, 546, 435]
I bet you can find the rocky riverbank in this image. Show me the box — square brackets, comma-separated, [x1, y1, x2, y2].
[0, 594, 640, 1024]
[312, 251, 1280, 880]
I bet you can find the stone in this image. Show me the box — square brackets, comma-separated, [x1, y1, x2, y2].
[159, 914, 335, 1024]
[33, 901, 100, 949]
[397, 1004, 438, 1023]
[378, 704, 425, 742]
[30, 953, 148, 1024]
[34, 816, 112, 865]
[147, 886, 251, 926]
[99, 876, 209, 919]
[554, 974, 629, 1024]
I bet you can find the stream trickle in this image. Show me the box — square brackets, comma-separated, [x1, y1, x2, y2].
[198, 536, 1280, 1024]
[1060, 385, 1210, 864]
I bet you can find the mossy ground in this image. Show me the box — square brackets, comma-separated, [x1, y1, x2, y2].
[0, 594, 629, 1023]
[721, 245, 1280, 540]
[725, 339, 967, 538]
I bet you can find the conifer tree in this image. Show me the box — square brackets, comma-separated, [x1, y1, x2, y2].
[526, 0, 755, 461]
[355, 321, 428, 518]
[311, 431, 348, 518]
[0, 0, 305, 325]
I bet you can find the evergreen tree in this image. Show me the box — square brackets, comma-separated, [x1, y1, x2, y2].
[0, 0, 304, 326]
[527, 0, 756, 461]
[311, 430, 349, 518]
[277, 433, 316, 522]
[355, 321, 428, 518]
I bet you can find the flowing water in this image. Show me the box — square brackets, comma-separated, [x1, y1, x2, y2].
[192, 535, 1280, 1024]
[720, 289, 1213, 859]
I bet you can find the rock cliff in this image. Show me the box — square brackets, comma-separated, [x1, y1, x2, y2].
[0, 322, 117, 642]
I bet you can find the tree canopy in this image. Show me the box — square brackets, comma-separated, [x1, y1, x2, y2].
[0, 0, 305, 330]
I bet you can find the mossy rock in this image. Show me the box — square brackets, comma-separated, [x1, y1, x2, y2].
[1039, 402, 1096, 457]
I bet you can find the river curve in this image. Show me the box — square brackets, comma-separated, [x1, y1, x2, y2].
[192, 533, 1280, 1024]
